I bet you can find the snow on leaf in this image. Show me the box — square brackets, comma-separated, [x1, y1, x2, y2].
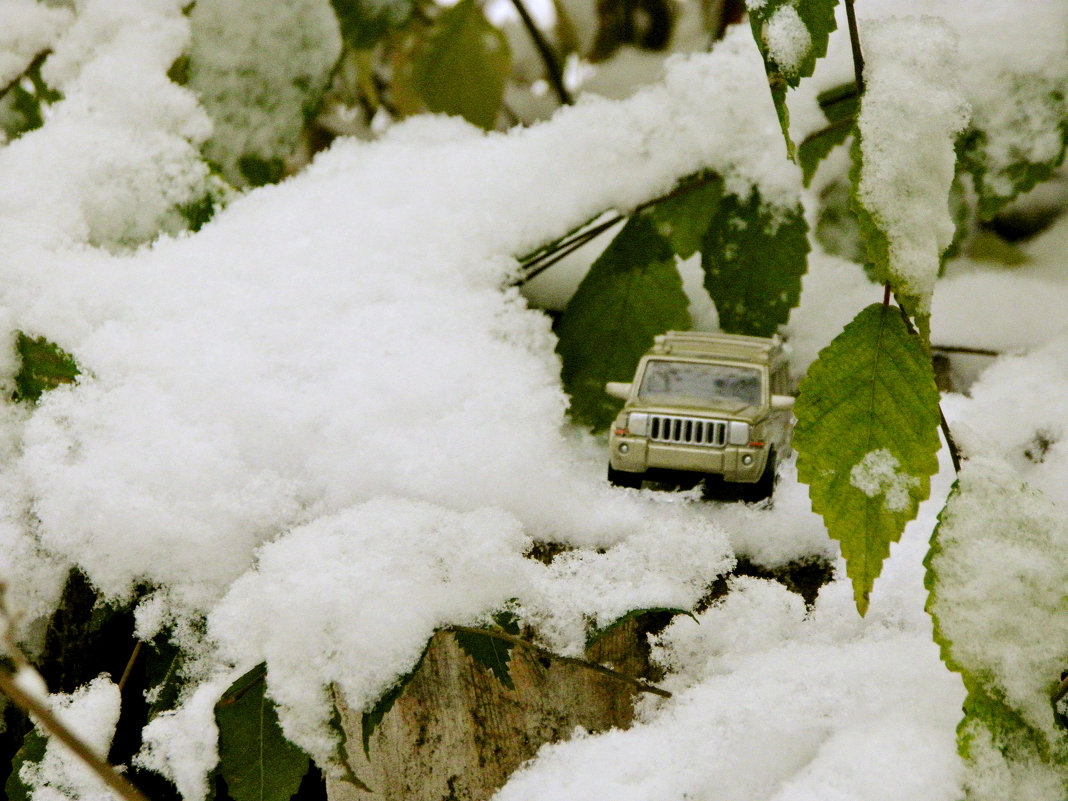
[957, 78, 1068, 221]
[406, 0, 510, 131]
[924, 460, 1068, 796]
[699, 188, 808, 337]
[4, 729, 46, 801]
[849, 17, 969, 335]
[361, 637, 433, 756]
[746, 0, 839, 158]
[214, 663, 311, 801]
[792, 303, 940, 615]
[555, 214, 690, 432]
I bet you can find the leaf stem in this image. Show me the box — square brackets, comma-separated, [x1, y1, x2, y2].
[843, 0, 864, 95]
[508, 0, 573, 106]
[118, 641, 142, 694]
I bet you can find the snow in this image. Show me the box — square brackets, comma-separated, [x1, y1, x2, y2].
[0, 1, 1065, 799]
[849, 449, 918, 512]
[852, 16, 969, 313]
[0, 0, 72, 91]
[17, 676, 121, 801]
[764, 5, 811, 78]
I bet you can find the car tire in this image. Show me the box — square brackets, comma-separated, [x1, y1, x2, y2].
[608, 464, 644, 489]
[745, 450, 776, 502]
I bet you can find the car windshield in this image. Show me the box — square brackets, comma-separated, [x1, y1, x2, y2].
[637, 360, 763, 408]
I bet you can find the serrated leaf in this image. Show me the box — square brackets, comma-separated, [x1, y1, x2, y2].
[331, 0, 415, 51]
[361, 637, 432, 755]
[404, 0, 510, 130]
[214, 663, 311, 801]
[798, 119, 852, 187]
[5, 729, 47, 801]
[747, 0, 839, 157]
[453, 628, 515, 690]
[12, 332, 80, 404]
[644, 173, 724, 259]
[555, 214, 691, 431]
[924, 461, 1068, 789]
[957, 81, 1068, 221]
[793, 304, 940, 615]
[700, 189, 809, 337]
[585, 607, 693, 649]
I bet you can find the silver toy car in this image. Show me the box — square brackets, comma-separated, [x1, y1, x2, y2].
[606, 331, 793, 499]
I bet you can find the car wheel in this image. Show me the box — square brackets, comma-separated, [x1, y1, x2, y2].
[746, 450, 777, 503]
[608, 464, 643, 489]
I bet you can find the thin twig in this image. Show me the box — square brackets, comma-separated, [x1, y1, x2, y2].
[931, 345, 1001, 357]
[510, 171, 723, 286]
[843, 0, 864, 95]
[891, 294, 963, 474]
[0, 671, 151, 801]
[449, 625, 672, 698]
[118, 641, 142, 694]
[509, 0, 573, 106]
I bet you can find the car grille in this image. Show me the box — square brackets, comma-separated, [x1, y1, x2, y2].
[648, 415, 726, 446]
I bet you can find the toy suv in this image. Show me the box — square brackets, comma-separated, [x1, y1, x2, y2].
[606, 331, 794, 499]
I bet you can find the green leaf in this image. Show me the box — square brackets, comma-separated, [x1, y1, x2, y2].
[798, 120, 852, 187]
[331, 0, 415, 51]
[555, 214, 691, 431]
[214, 663, 311, 801]
[957, 81, 1068, 221]
[924, 464, 1068, 792]
[747, 0, 840, 157]
[453, 628, 515, 690]
[644, 173, 724, 259]
[848, 134, 934, 338]
[146, 638, 185, 720]
[699, 189, 809, 337]
[793, 304, 940, 615]
[406, 0, 511, 130]
[5, 729, 47, 801]
[361, 638, 432, 755]
[585, 607, 693, 649]
[12, 333, 80, 404]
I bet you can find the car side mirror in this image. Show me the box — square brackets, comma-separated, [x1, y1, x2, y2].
[605, 382, 632, 400]
[771, 394, 795, 411]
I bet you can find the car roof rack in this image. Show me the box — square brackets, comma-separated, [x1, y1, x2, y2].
[650, 331, 783, 363]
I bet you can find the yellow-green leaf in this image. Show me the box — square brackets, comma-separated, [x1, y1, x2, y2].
[793, 303, 940, 615]
[408, 0, 510, 130]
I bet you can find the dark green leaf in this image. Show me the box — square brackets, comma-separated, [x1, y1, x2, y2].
[453, 628, 515, 690]
[816, 81, 858, 124]
[146, 639, 184, 720]
[793, 304, 940, 615]
[798, 119, 852, 187]
[585, 607, 693, 649]
[331, 0, 415, 50]
[957, 83, 1068, 221]
[699, 189, 809, 337]
[492, 609, 521, 636]
[5, 729, 46, 801]
[214, 663, 310, 801]
[555, 214, 691, 431]
[361, 638, 432, 755]
[12, 333, 79, 404]
[327, 698, 373, 793]
[644, 173, 724, 259]
[406, 0, 511, 130]
[747, 0, 840, 157]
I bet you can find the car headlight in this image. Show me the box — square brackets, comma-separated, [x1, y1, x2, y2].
[626, 412, 649, 436]
[727, 421, 750, 446]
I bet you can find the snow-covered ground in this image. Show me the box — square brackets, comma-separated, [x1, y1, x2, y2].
[0, 0, 1066, 799]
